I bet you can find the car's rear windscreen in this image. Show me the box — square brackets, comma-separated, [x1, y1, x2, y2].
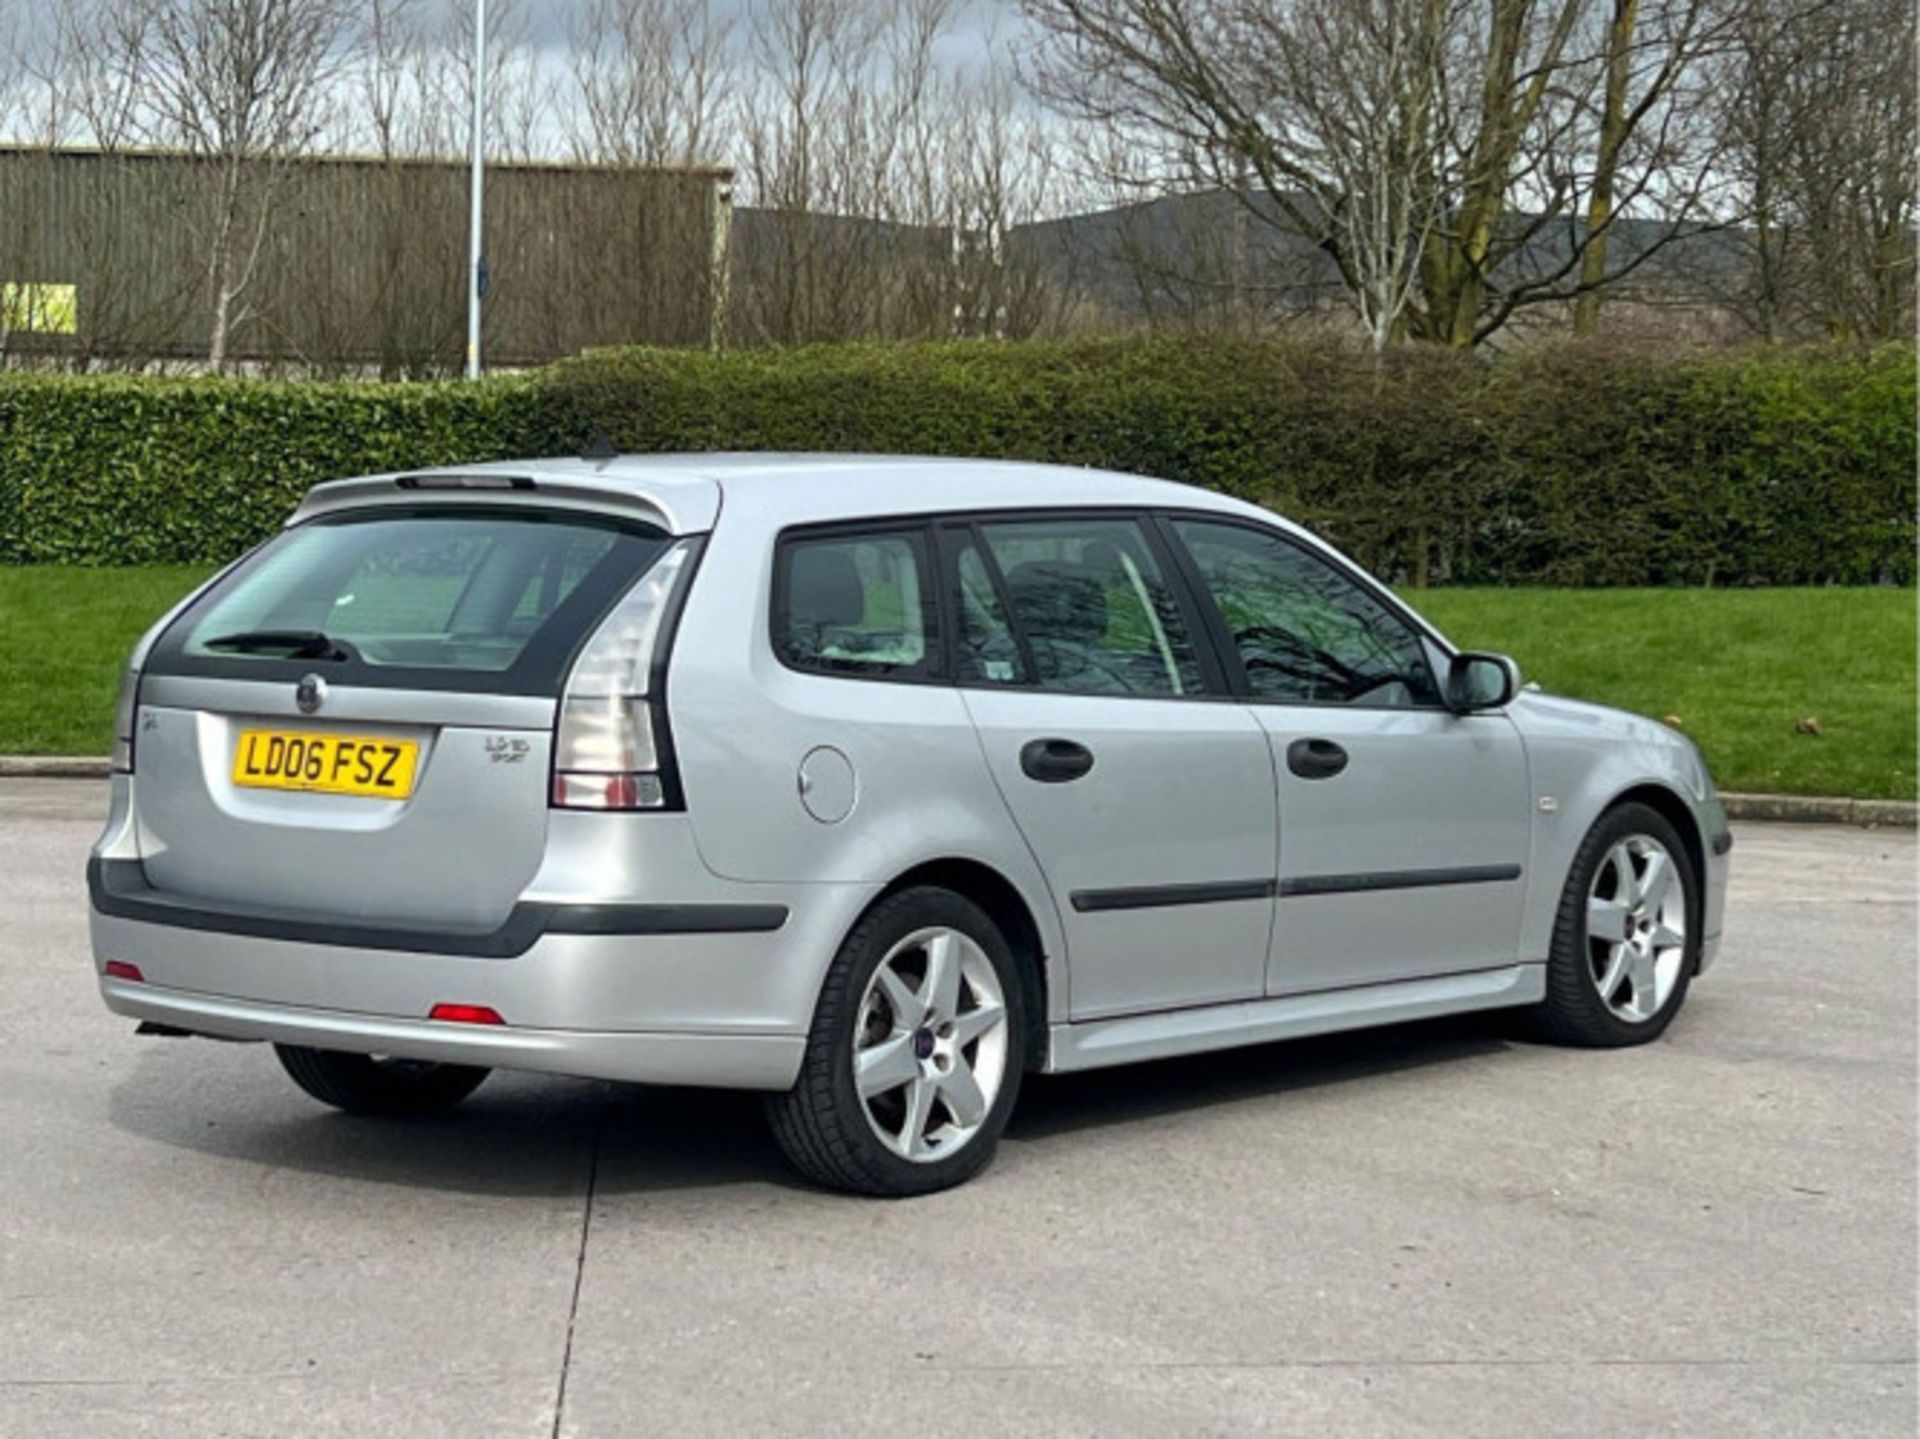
[148, 507, 672, 695]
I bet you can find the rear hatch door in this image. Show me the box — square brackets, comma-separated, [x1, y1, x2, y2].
[134, 503, 672, 930]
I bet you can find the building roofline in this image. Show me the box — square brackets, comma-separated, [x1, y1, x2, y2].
[0, 142, 733, 182]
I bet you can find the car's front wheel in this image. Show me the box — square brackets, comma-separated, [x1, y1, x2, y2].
[1537, 801, 1701, 1047]
[275, 1045, 491, 1116]
[767, 886, 1027, 1196]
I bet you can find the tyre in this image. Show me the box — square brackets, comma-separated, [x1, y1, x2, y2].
[1536, 801, 1700, 1047]
[767, 886, 1027, 1197]
[275, 1044, 491, 1116]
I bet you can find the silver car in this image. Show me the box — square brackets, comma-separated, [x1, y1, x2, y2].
[90, 454, 1731, 1196]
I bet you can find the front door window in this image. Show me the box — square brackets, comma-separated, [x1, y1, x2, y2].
[1172, 519, 1441, 707]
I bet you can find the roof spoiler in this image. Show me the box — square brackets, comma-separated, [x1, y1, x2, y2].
[289, 471, 684, 534]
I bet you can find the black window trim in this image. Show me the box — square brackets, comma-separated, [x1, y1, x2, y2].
[765, 502, 1458, 710]
[769, 518, 947, 686]
[1150, 508, 1459, 714]
[937, 521, 1037, 687]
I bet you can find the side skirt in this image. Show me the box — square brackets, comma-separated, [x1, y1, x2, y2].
[1044, 963, 1546, 1074]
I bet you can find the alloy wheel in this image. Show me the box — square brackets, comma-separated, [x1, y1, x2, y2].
[852, 926, 1009, 1163]
[1585, 834, 1687, 1022]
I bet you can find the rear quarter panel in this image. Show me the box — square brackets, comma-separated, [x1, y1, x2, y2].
[665, 504, 1070, 1017]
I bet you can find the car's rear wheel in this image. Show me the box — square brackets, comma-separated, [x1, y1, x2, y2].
[1536, 801, 1700, 1047]
[275, 1045, 491, 1116]
[767, 886, 1026, 1197]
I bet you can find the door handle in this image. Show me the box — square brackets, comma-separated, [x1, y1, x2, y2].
[1020, 737, 1095, 784]
[1286, 737, 1348, 780]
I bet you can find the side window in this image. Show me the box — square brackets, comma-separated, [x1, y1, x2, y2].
[1172, 519, 1441, 708]
[976, 517, 1202, 695]
[776, 530, 937, 677]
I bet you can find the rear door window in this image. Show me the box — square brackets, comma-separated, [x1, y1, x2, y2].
[152, 509, 669, 695]
[973, 517, 1203, 695]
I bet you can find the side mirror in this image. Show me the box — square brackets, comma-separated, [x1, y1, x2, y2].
[1446, 652, 1520, 713]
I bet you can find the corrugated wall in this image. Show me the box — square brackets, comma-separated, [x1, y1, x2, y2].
[0, 147, 730, 370]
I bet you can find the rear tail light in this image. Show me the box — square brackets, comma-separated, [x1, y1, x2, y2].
[112, 667, 141, 773]
[552, 540, 696, 811]
[103, 960, 144, 982]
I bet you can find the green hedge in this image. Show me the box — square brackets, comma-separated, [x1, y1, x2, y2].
[3, 340, 1913, 583]
[0, 375, 565, 566]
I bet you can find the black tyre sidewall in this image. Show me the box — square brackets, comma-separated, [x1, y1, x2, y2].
[776, 887, 1028, 1197]
[1544, 802, 1702, 1046]
[275, 1044, 490, 1116]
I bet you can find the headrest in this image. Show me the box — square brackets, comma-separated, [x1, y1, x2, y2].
[788, 547, 865, 629]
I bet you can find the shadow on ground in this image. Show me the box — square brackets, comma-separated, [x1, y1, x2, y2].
[105, 1013, 1517, 1199]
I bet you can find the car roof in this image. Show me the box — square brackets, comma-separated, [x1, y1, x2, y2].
[293, 452, 1284, 537]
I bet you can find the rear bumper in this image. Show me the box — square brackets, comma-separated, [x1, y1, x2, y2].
[89, 866, 880, 1092]
[100, 977, 804, 1090]
[86, 773, 883, 1092]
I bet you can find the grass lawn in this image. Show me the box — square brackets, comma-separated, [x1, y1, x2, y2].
[0, 568, 1912, 800]
[0, 566, 214, 757]
[1412, 588, 1915, 802]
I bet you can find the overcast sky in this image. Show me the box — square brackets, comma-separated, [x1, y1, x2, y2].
[0, 0, 1052, 174]
[509, 0, 1029, 65]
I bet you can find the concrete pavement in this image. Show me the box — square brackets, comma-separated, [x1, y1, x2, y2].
[2, 779, 1912, 1436]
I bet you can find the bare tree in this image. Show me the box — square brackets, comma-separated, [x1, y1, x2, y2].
[419, 0, 552, 163]
[106, 0, 359, 369]
[1265, 0, 1457, 349]
[0, 10, 24, 142]
[733, 0, 888, 341]
[350, 0, 431, 159]
[1024, 0, 1742, 346]
[1712, 2, 1801, 338]
[48, 1, 158, 151]
[948, 63, 1076, 338]
[1716, 0, 1914, 341]
[728, 0, 1074, 344]
[306, 0, 466, 376]
[3, 3, 202, 369]
[567, 0, 735, 166]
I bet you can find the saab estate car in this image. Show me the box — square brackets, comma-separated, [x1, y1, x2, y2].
[90, 454, 1730, 1195]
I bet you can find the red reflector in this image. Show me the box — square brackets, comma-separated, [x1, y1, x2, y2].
[103, 960, 144, 983]
[428, 1003, 505, 1026]
[551, 770, 665, 810]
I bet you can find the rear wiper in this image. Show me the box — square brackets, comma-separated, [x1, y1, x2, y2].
[202, 629, 351, 660]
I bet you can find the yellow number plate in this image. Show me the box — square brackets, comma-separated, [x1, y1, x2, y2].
[232, 730, 420, 799]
